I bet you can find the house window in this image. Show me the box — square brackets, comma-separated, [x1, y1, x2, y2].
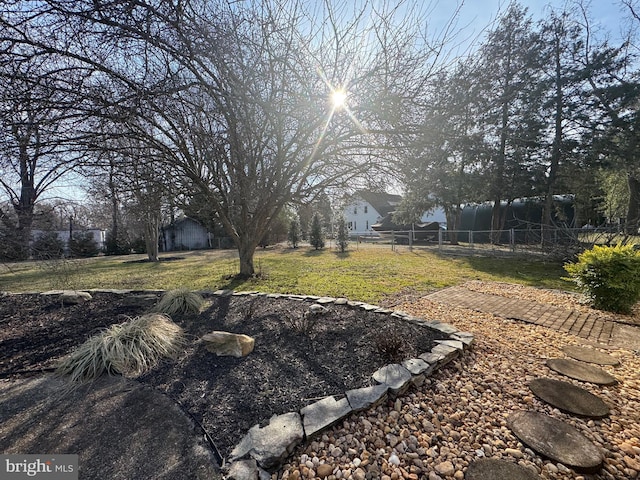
[347, 221, 354, 230]
[364, 206, 368, 214]
[354, 207, 357, 214]
[366, 220, 369, 230]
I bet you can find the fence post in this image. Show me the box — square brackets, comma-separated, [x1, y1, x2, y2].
[510, 228, 515, 252]
[438, 228, 443, 252]
[469, 231, 474, 250]
[391, 231, 395, 251]
[409, 230, 413, 251]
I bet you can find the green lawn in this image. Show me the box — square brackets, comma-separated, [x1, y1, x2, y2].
[0, 245, 573, 303]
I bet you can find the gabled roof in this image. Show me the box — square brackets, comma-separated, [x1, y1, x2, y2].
[353, 190, 402, 217]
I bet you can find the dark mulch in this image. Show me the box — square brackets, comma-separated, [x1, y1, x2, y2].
[0, 292, 448, 457]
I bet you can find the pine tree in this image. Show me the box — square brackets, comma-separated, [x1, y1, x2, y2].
[309, 212, 325, 250]
[335, 214, 349, 253]
[288, 218, 301, 248]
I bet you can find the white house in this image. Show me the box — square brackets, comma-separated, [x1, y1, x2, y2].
[342, 190, 448, 237]
[342, 190, 402, 237]
[31, 228, 106, 251]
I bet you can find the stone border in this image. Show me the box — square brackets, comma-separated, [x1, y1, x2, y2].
[3, 289, 474, 480]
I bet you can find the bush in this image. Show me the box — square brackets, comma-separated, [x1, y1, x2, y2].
[69, 232, 100, 257]
[564, 244, 640, 313]
[154, 288, 204, 316]
[31, 231, 65, 260]
[56, 313, 185, 383]
[335, 214, 349, 253]
[288, 218, 301, 248]
[308, 212, 325, 250]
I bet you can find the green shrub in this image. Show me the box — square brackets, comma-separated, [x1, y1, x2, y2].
[56, 313, 185, 383]
[308, 212, 325, 250]
[154, 288, 204, 315]
[31, 231, 65, 260]
[564, 244, 640, 313]
[69, 232, 100, 257]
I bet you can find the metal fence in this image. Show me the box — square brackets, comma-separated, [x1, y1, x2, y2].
[352, 227, 638, 258]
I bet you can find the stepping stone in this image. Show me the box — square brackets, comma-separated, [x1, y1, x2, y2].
[546, 358, 617, 385]
[562, 345, 620, 366]
[529, 378, 610, 418]
[466, 459, 541, 480]
[508, 411, 604, 470]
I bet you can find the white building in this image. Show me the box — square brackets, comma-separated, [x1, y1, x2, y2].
[342, 190, 448, 237]
[342, 191, 402, 237]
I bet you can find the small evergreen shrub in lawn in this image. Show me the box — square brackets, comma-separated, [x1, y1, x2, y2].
[56, 313, 185, 383]
[154, 288, 204, 316]
[564, 244, 640, 313]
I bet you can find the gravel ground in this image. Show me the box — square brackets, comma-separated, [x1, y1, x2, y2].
[275, 282, 640, 480]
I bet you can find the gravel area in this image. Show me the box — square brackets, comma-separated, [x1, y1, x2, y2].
[276, 282, 640, 480]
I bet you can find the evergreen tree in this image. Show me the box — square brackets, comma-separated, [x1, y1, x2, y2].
[309, 212, 325, 250]
[288, 218, 301, 248]
[335, 214, 349, 253]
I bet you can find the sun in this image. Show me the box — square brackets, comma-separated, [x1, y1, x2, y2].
[330, 88, 347, 109]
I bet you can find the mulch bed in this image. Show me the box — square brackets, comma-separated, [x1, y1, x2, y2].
[0, 291, 448, 457]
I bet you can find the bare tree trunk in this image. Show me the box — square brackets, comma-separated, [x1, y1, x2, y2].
[444, 205, 461, 245]
[237, 236, 258, 278]
[627, 173, 640, 234]
[144, 211, 160, 262]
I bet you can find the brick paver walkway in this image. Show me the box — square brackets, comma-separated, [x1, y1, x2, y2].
[425, 287, 640, 349]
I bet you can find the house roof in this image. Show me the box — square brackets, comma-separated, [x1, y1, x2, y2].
[353, 190, 402, 217]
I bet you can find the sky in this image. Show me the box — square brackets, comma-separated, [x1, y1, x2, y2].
[38, 0, 639, 205]
[426, 0, 633, 57]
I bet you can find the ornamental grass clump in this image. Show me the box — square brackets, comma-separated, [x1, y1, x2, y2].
[56, 313, 185, 383]
[564, 244, 640, 314]
[154, 288, 204, 316]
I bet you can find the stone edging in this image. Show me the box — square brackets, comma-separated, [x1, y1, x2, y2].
[208, 290, 474, 480]
[4, 288, 474, 480]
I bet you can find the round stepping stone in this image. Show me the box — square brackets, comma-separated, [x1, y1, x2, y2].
[562, 345, 620, 366]
[508, 411, 603, 469]
[529, 378, 609, 417]
[466, 459, 541, 480]
[546, 358, 617, 385]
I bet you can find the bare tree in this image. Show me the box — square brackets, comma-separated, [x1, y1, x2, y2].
[0, 51, 90, 258]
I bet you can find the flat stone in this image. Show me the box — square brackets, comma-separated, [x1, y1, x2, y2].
[418, 352, 446, 366]
[401, 358, 434, 376]
[562, 345, 620, 366]
[360, 304, 378, 311]
[546, 358, 617, 385]
[316, 297, 336, 304]
[435, 339, 464, 351]
[230, 412, 304, 470]
[508, 411, 604, 469]
[61, 290, 92, 305]
[334, 298, 348, 305]
[451, 332, 475, 348]
[213, 289, 233, 296]
[227, 459, 258, 480]
[466, 459, 541, 480]
[201, 331, 255, 357]
[428, 322, 459, 334]
[529, 378, 610, 417]
[300, 396, 352, 438]
[372, 364, 412, 394]
[345, 384, 388, 411]
[430, 343, 460, 364]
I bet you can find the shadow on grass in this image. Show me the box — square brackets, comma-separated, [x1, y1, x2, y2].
[462, 255, 573, 290]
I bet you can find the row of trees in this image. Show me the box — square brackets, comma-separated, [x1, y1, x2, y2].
[1, 1, 640, 273]
[394, 2, 640, 244]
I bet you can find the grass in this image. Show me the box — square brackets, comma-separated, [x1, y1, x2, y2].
[56, 313, 185, 383]
[154, 288, 205, 316]
[0, 244, 573, 303]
